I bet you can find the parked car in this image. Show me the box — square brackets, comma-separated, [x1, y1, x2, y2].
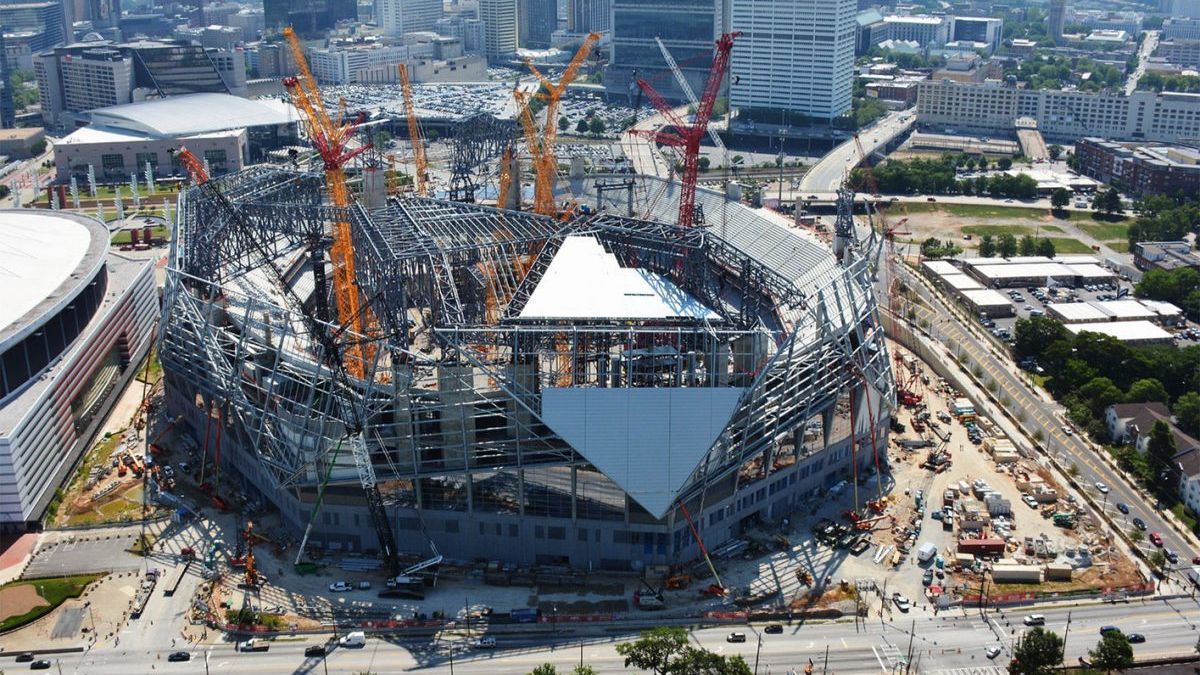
[1094, 481, 1109, 494]
[1022, 495, 1039, 508]
[1166, 549, 1179, 564]
[1150, 532, 1164, 546]
[892, 593, 911, 612]
[167, 652, 191, 662]
[727, 632, 747, 643]
[764, 624, 783, 634]
[1133, 517, 1147, 531]
[328, 581, 352, 592]
[1116, 502, 1129, 514]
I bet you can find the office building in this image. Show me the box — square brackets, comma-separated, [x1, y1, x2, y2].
[306, 41, 410, 84]
[519, 0, 556, 48]
[731, 0, 857, 121]
[0, 31, 12, 127]
[0, 1, 66, 53]
[1163, 17, 1200, 41]
[174, 25, 245, 51]
[379, 0, 443, 36]
[0, 210, 156, 532]
[119, 14, 174, 40]
[1133, 241, 1200, 272]
[1173, 0, 1200, 18]
[264, 0, 357, 36]
[567, 0, 610, 33]
[1155, 39, 1200, 68]
[1049, 0, 1066, 42]
[882, 14, 947, 47]
[948, 16, 1002, 52]
[855, 9, 887, 54]
[435, 16, 487, 54]
[916, 80, 1200, 144]
[480, 0, 518, 58]
[35, 39, 238, 128]
[609, 0, 729, 102]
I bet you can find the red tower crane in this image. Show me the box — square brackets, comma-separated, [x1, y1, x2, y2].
[631, 32, 739, 228]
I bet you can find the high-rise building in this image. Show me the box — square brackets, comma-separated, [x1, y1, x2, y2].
[730, 0, 856, 122]
[881, 14, 947, 47]
[518, 0, 556, 48]
[480, 0, 518, 58]
[948, 16, 1002, 52]
[0, 1, 67, 53]
[1048, 0, 1066, 42]
[1173, 0, 1200, 19]
[609, 0, 729, 102]
[378, 0, 443, 36]
[264, 0, 357, 36]
[435, 16, 487, 54]
[0, 31, 13, 128]
[567, 0, 609, 33]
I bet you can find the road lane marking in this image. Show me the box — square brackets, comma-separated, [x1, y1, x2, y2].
[871, 645, 886, 671]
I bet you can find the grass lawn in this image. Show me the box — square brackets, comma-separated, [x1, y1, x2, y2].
[91, 183, 177, 200]
[0, 574, 104, 631]
[1105, 241, 1130, 253]
[111, 224, 168, 245]
[1060, 210, 1129, 224]
[960, 224, 1037, 237]
[895, 202, 1050, 219]
[1045, 237, 1097, 254]
[1078, 222, 1131, 241]
[135, 347, 162, 385]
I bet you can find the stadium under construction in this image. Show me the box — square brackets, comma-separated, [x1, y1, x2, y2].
[158, 166, 895, 571]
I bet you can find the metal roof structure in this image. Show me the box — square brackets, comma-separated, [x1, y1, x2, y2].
[959, 289, 1012, 308]
[87, 93, 296, 138]
[1066, 320, 1173, 343]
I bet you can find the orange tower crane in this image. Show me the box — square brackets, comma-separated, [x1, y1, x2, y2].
[282, 27, 376, 379]
[521, 32, 600, 216]
[397, 63, 429, 196]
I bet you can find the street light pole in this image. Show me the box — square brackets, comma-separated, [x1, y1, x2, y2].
[754, 634, 763, 675]
[1060, 610, 1072, 665]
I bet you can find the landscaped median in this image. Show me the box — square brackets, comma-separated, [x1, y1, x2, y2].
[0, 573, 104, 632]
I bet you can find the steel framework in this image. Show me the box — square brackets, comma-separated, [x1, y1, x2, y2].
[447, 114, 517, 203]
[160, 166, 893, 566]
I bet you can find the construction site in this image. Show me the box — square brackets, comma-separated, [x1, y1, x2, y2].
[152, 27, 896, 595]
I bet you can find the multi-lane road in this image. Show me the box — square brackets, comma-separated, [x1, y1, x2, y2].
[897, 263, 1198, 566]
[798, 110, 916, 194]
[31, 599, 1200, 674]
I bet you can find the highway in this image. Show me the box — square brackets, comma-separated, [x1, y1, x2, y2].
[798, 110, 916, 194]
[897, 263, 1199, 566]
[35, 599, 1200, 674]
[1126, 31, 1159, 96]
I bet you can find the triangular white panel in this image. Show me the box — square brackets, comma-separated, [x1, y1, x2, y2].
[540, 387, 746, 518]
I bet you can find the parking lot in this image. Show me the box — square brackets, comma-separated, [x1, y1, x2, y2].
[24, 532, 144, 577]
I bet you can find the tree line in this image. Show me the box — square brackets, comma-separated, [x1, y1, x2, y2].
[977, 233, 1056, 259]
[1126, 194, 1199, 248]
[851, 157, 1038, 199]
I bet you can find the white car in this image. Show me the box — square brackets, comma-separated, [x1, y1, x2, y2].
[328, 581, 352, 592]
[1062, 425, 1074, 436]
[1094, 481, 1109, 494]
[1022, 495, 1039, 509]
[986, 646, 1003, 659]
[892, 593, 911, 612]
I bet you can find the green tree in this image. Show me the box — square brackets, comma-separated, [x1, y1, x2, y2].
[572, 667, 598, 675]
[576, 118, 589, 133]
[1078, 377, 1124, 418]
[589, 117, 606, 136]
[699, 156, 711, 171]
[998, 233, 1018, 258]
[558, 116, 569, 132]
[1036, 238, 1056, 258]
[1013, 316, 1069, 359]
[530, 665, 558, 675]
[1093, 187, 1124, 216]
[1175, 391, 1200, 437]
[669, 648, 753, 675]
[997, 157, 1013, 171]
[1149, 549, 1168, 569]
[1146, 420, 1179, 484]
[1011, 628, 1064, 675]
[978, 156, 989, 171]
[978, 234, 996, 258]
[1050, 187, 1070, 211]
[1019, 234, 1037, 256]
[1127, 378, 1169, 404]
[1048, 144, 1064, 161]
[1090, 632, 1134, 673]
[616, 627, 689, 675]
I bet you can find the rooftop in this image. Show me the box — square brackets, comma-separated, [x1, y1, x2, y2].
[0, 210, 107, 348]
[85, 93, 296, 138]
[1065, 320, 1173, 342]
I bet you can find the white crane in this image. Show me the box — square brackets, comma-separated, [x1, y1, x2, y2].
[656, 37, 726, 152]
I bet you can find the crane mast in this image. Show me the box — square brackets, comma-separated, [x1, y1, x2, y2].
[397, 63, 429, 196]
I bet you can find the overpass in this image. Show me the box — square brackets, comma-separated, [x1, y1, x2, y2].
[797, 109, 916, 194]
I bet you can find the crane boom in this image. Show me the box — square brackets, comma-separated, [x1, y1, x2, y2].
[397, 63, 429, 196]
[655, 37, 725, 151]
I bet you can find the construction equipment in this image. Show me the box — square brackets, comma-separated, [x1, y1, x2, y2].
[631, 32, 739, 228]
[654, 37, 725, 152]
[282, 26, 376, 381]
[397, 63, 429, 196]
[678, 500, 724, 595]
[243, 521, 259, 587]
[522, 32, 600, 216]
[174, 147, 404, 580]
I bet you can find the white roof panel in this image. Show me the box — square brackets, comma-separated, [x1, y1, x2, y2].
[1064, 263, 1116, 279]
[959, 289, 1011, 307]
[0, 212, 94, 335]
[1094, 300, 1156, 319]
[540, 386, 746, 518]
[519, 236, 719, 320]
[922, 260, 960, 276]
[943, 274, 984, 290]
[1047, 302, 1108, 322]
[87, 93, 296, 138]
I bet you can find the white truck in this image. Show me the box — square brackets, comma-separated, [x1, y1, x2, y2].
[917, 542, 938, 563]
[339, 631, 366, 648]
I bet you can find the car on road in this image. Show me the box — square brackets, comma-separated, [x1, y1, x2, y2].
[1062, 425, 1074, 436]
[892, 593, 911, 612]
[1150, 532, 1164, 546]
[764, 624, 783, 634]
[926, 197, 936, 202]
[328, 581, 352, 592]
[1023, 615, 1046, 626]
[304, 645, 327, 657]
[1116, 502, 1129, 514]
[727, 632, 747, 643]
[1133, 517, 1147, 530]
[1166, 549, 1179, 564]
[167, 652, 191, 662]
[1100, 626, 1121, 636]
[15, 654, 34, 663]
[473, 636, 497, 649]
[30, 661, 52, 670]
[1128, 633, 1146, 643]
[985, 646, 1002, 659]
[1094, 481, 1109, 494]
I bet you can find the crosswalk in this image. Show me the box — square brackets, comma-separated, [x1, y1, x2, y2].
[925, 667, 1006, 675]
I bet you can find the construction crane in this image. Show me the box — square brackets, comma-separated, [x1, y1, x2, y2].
[522, 32, 601, 216]
[513, 88, 551, 213]
[654, 37, 725, 151]
[397, 63, 429, 196]
[631, 32, 739, 228]
[174, 147, 404, 580]
[282, 26, 376, 380]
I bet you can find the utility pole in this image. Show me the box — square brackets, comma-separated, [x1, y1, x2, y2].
[580, 638, 584, 668]
[754, 634, 763, 675]
[822, 644, 829, 675]
[905, 619, 917, 673]
[465, 595, 471, 638]
[1060, 610, 1072, 665]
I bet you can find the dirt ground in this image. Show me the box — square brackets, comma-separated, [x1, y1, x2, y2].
[0, 583, 49, 621]
[873, 206, 1126, 256]
[0, 573, 137, 651]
